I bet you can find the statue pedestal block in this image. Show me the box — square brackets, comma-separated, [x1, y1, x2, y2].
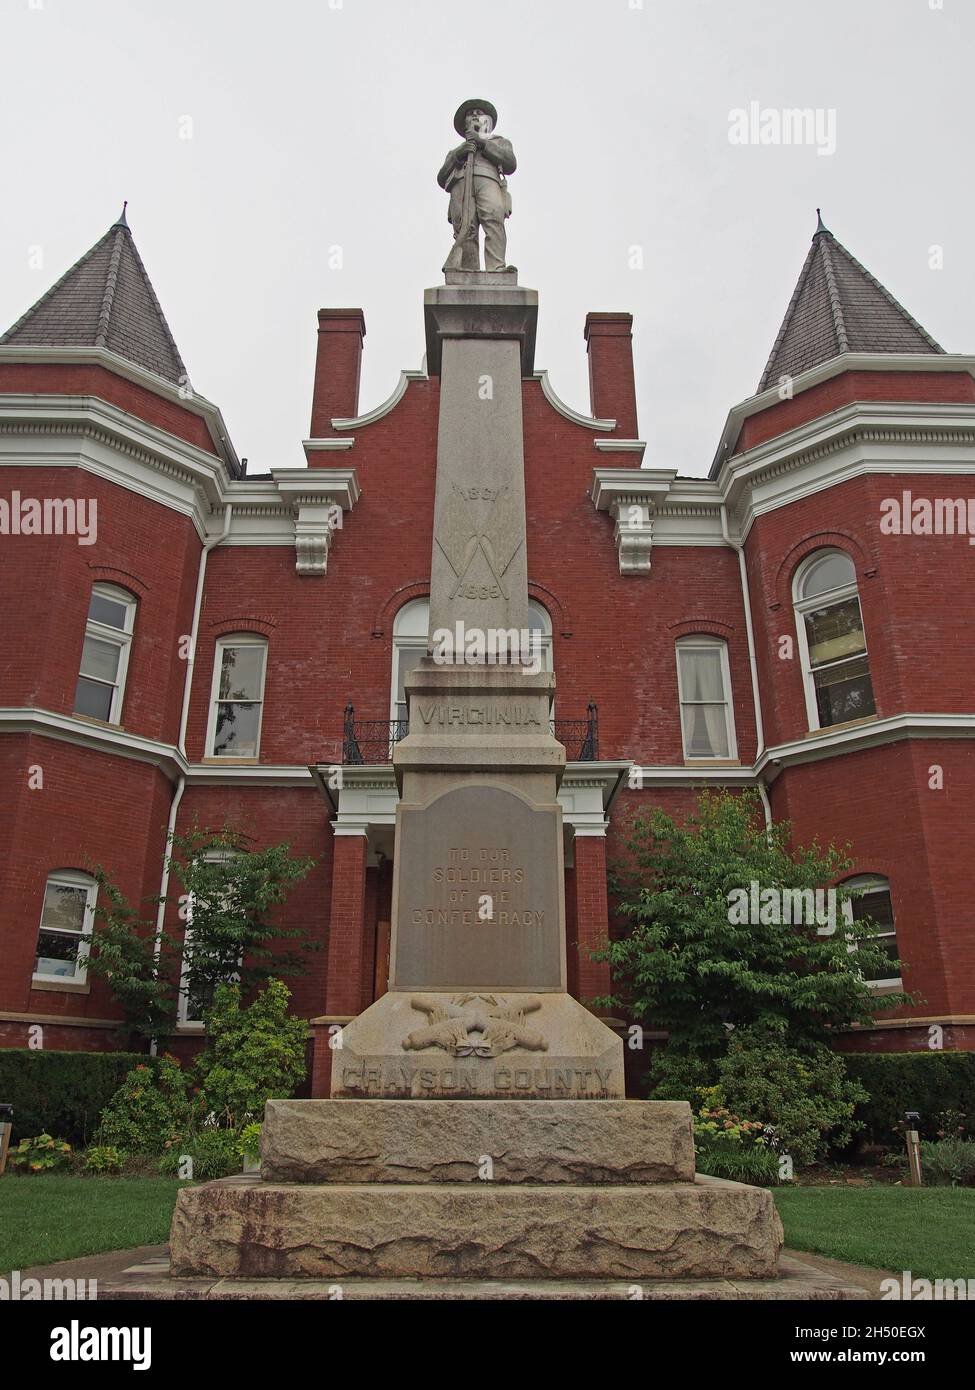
[328, 991, 624, 1099]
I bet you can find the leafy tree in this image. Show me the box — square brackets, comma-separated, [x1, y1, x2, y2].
[86, 870, 180, 1046]
[194, 979, 310, 1128]
[596, 790, 912, 1059]
[86, 828, 316, 1044]
[170, 826, 316, 1016]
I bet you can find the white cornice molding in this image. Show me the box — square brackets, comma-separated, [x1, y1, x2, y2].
[330, 370, 427, 430]
[532, 371, 616, 431]
[591, 467, 678, 510]
[0, 397, 361, 553]
[270, 467, 360, 511]
[0, 707, 185, 777]
[711, 352, 975, 476]
[301, 438, 356, 452]
[0, 344, 239, 472]
[719, 401, 975, 542]
[4, 709, 972, 795]
[757, 713, 975, 778]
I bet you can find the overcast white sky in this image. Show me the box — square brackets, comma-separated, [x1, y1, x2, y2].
[2, 0, 972, 477]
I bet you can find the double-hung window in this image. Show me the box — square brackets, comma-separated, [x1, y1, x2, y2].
[794, 551, 876, 730]
[206, 635, 267, 757]
[676, 637, 737, 759]
[33, 870, 96, 985]
[74, 585, 136, 724]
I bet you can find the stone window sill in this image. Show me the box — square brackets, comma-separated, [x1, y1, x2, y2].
[804, 715, 879, 738]
[31, 978, 91, 995]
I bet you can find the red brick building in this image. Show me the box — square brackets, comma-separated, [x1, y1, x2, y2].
[2, 208, 973, 1089]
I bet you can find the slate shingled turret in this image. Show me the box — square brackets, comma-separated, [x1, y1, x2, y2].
[758, 211, 944, 392]
[0, 206, 189, 386]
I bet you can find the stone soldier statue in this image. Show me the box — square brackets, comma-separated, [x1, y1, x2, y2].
[438, 99, 516, 272]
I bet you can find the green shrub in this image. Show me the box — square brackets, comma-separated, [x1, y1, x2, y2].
[82, 1145, 126, 1174]
[158, 1127, 239, 1180]
[696, 1144, 783, 1185]
[237, 1122, 262, 1164]
[918, 1139, 975, 1187]
[841, 1053, 975, 1146]
[0, 1049, 157, 1144]
[8, 1134, 73, 1173]
[94, 1054, 192, 1154]
[715, 1023, 866, 1166]
[194, 980, 309, 1128]
[646, 1050, 717, 1102]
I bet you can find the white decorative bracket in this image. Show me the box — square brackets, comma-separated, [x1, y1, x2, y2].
[612, 496, 655, 574]
[272, 466, 360, 577]
[590, 464, 677, 575]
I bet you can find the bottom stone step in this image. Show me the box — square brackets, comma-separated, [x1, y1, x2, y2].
[102, 1254, 867, 1301]
[170, 1173, 784, 1282]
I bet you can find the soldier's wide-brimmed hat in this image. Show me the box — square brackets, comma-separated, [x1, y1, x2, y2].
[453, 98, 498, 135]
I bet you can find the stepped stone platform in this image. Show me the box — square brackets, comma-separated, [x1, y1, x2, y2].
[260, 1098, 695, 1184]
[104, 1245, 869, 1301]
[149, 1097, 868, 1297]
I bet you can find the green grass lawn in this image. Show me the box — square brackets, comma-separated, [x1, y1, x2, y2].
[3, 1176, 972, 1283]
[0, 1177, 186, 1273]
[774, 1187, 975, 1281]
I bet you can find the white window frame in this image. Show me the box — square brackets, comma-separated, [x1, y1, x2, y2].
[843, 873, 902, 991]
[177, 850, 240, 1028]
[390, 598, 554, 723]
[390, 600, 429, 725]
[793, 550, 874, 733]
[33, 869, 97, 986]
[205, 634, 268, 759]
[74, 583, 137, 725]
[675, 636, 738, 761]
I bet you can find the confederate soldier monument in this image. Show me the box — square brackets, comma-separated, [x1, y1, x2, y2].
[149, 100, 861, 1301]
[439, 98, 516, 272]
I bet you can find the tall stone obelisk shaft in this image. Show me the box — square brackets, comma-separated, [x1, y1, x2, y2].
[331, 269, 623, 1097]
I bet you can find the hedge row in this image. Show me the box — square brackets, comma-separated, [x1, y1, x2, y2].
[842, 1052, 975, 1144]
[0, 1047, 971, 1151]
[0, 1050, 158, 1145]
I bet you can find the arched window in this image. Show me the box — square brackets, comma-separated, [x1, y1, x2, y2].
[74, 583, 137, 724]
[206, 634, 268, 757]
[33, 869, 97, 985]
[391, 599, 429, 725]
[390, 599, 554, 723]
[793, 550, 875, 730]
[527, 600, 553, 674]
[844, 874, 901, 986]
[675, 636, 737, 759]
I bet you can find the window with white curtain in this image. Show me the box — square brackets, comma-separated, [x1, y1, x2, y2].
[33, 870, 97, 984]
[74, 584, 137, 724]
[206, 635, 267, 757]
[676, 637, 737, 759]
[794, 550, 876, 730]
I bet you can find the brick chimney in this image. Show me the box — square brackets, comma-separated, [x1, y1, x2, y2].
[309, 308, 366, 437]
[584, 312, 638, 437]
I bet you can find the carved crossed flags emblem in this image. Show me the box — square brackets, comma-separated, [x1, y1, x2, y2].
[436, 481, 523, 600]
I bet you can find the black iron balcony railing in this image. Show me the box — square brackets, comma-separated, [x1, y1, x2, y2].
[342, 702, 598, 764]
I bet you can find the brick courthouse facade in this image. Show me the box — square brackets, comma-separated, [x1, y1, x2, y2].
[2, 208, 974, 1092]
